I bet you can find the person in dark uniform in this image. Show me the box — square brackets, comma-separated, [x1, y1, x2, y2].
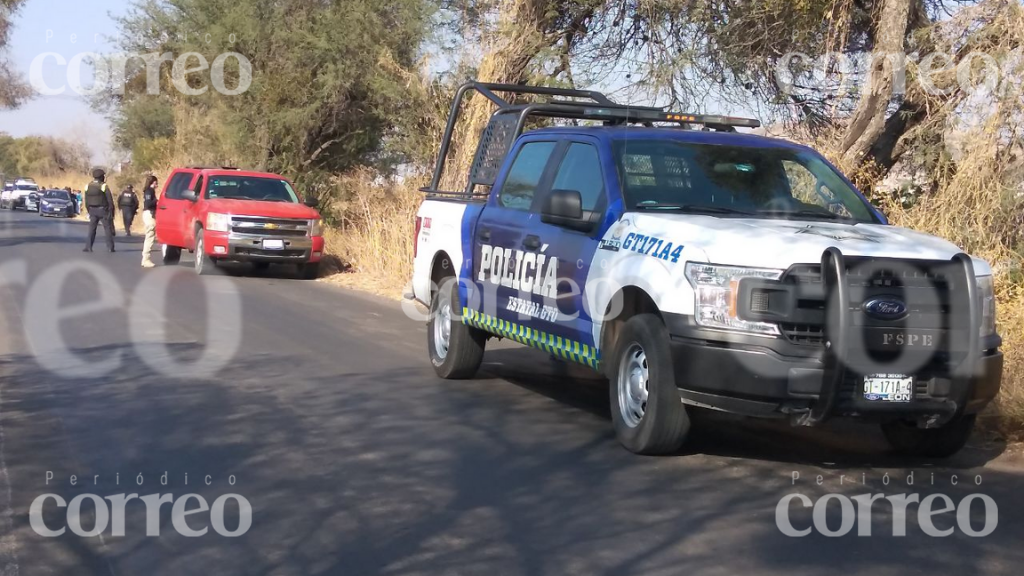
[117, 185, 139, 236]
[83, 168, 115, 253]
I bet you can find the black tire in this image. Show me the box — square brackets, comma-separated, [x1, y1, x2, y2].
[881, 414, 976, 458]
[608, 314, 690, 455]
[194, 229, 215, 275]
[162, 244, 182, 265]
[427, 277, 485, 379]
[299, 261, 320, 280]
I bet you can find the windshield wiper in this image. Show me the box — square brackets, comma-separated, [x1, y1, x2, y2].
[758, 208, 852, 221]
[635, 202, 754, 216]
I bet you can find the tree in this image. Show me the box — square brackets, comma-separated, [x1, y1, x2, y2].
[99, 0, 435, 191]
[0, 0, 29, 108]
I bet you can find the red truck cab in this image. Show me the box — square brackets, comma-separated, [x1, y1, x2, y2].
[155, 167, 325, 278]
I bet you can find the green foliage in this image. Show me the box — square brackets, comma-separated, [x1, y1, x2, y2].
[102, 0, 436, 194]
[0, 0, 29, 108]
[0, 133, 91, 177]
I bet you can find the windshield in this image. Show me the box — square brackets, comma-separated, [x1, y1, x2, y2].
[16, 184, 38, 191]
[613, 140, 877, 223]
[205, 176, 298, 203]
[44, 190, 70, 200]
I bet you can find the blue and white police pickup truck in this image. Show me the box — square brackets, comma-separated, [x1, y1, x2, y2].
[408, 83, 1003, 457]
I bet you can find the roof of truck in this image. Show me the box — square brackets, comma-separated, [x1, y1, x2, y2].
[174, 166, 292, 180]
[523, 126, 809, 150]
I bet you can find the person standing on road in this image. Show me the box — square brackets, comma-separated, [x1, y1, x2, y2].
[65, 187, 77, 214]
[83, 169, 115, 253]
[118, 185, 139, 236]
[141, 175, 159, 268]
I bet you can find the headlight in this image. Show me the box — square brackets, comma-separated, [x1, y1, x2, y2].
[309, 218, 322, 237]
[977, 275, 996, 338]
[684, 263, 784, 336]
[207, 212, 231, 233]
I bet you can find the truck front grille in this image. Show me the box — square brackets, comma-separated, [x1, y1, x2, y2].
[776, 258, 962, 351]
[230, 216, 310, 237]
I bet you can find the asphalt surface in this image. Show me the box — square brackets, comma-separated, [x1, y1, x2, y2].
[0, 208, 1022, 576]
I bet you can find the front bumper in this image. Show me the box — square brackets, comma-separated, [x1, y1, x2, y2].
[666, 314, 1002, 421]
[664, 250, 1003, 424]
[203, 230, 324, 263]
[41, 204, 73, 216]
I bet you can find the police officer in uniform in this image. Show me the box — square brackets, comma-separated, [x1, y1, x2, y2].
[118, 185, 139, 236]
[83, 168, 115, 253]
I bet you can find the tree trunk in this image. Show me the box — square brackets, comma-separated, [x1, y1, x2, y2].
[840, 0, 913, 168]
[441, 0, 553, 191]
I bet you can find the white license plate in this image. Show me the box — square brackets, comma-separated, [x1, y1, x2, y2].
[262, 239, 285, 250]
[863, 375, 914, 402]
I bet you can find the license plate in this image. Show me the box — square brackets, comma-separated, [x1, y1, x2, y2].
[262, 239, 285, 250]
[863, 375, 914, 402]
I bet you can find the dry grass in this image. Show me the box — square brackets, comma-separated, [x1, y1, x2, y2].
[24, 171, 92, 191]
[319, 170, 421, 299]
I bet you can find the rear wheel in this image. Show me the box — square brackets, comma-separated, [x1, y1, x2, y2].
[609, 314, 690, 455]
[427, 276, 485, 379]
[299, 261, 320, 280]
[881, 414, 976, 458]
[162, 244, 182, 265]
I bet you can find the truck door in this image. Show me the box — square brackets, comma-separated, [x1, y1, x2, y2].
[472, 139, 559, 324]
[156, 170, 197, 248]
[528, 139, 614, 366]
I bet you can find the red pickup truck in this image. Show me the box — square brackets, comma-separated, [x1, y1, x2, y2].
[156, 167, 325, 278]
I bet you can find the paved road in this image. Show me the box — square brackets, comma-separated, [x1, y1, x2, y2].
[0, 209, 1021, 576]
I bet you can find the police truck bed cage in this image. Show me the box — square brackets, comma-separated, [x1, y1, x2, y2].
[422, 82, 762, 199]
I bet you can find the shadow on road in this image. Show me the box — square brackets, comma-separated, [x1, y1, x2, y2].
[481, 347, 1009, 470]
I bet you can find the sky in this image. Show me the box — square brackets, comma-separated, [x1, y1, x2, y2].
[0, 0, 126, 164]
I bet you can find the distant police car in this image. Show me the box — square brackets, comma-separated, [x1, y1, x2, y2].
[409, 82, 1002, 459]
[5, 178, 39, 210]
[38, 189, 76, 217]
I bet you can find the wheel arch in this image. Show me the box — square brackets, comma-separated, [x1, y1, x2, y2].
[599, 285, 663, 376]
[429, 250, 455, 301]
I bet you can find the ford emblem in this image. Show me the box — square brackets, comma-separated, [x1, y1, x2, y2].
[863, 296, 908, 321]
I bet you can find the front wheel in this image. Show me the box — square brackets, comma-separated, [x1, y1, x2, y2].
[881, 414, 976, 458]
[162, 244, 182, 265]
[609, 314, 690, 455]
[194, 230, 215, 275]
[427, 277, 485, 379]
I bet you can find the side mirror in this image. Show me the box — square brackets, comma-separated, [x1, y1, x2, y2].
[182, 189, 198, 202]
[303, 196, 319, 208]
[542, 189, 594, 232]
[544, 189, 583, 219]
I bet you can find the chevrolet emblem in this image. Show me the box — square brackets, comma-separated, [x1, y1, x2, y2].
[263, 223, 279, 230]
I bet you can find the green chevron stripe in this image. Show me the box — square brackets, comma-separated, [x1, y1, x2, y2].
[462, 307, 600, 370]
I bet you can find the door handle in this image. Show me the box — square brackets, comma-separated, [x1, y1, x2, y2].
[478, 228, 491, 242]
[522, 235, 542, 251]
[158, 205, 167, 210]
